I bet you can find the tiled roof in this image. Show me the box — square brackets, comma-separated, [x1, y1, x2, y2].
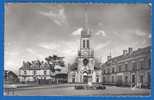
[19, 62, 50, 70]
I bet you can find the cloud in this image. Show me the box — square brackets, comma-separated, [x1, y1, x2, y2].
[26, 48, 34, 53]
[98, 22, 103, 26]
[38, 40, 79, 63]
[95, 41, 111, 50]
[25, 48, 45, 60]
[95, 30, 106, 37]
[72, 28, 83, 36]
[59, 41, 79, 63]
[39, 8, 67, 26]
[5, 50, 21, 74]
[135, 30, 146, 36]
[39, 42, 60, 50]
[5, 51, 19, 56]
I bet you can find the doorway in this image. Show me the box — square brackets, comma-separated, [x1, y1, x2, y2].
[132, 74, 136, 87]
[117, 75, 122, 86]
[83, 76, 88, 83]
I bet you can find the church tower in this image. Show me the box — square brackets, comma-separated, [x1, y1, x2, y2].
[76, 8, 97, 83]
[78, 9, 94, 58]
[68, 8, 102, 84]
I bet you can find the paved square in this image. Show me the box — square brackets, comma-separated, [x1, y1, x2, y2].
[5, 85, 150, 96]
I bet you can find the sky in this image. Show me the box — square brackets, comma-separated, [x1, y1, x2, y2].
[5, 3, 151, 74]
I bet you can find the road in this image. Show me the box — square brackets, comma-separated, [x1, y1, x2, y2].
[4, 85, 150, 96]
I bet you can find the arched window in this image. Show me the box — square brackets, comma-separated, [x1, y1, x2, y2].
[83, 40, 85, 48]
[87, 40, 89, 48]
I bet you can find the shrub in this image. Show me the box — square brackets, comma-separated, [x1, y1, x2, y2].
[95, 85, 106, 90]
[75, 85, 84, 89]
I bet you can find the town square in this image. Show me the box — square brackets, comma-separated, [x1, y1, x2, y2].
[4, 4, 151, 96]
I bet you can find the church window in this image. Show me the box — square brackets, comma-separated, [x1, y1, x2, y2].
[83, 40, 85, 48]
[87, 40, 89, 48]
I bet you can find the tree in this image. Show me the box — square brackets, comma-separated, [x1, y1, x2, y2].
[45, 56, 55, 72]
[45, 55, 65, 73]
[70, 62, 78, 71]
[94, 58, 101, 70]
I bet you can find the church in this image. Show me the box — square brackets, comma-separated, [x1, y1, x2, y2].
[68, 14, 102, 83]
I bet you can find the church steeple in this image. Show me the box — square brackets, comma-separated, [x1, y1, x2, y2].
[84, 7, 88, 30]
[81, 8, 91, 38]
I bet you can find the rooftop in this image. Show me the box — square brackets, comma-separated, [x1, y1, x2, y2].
[103, 46, 151, 66]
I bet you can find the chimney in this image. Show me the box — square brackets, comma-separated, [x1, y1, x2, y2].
[107, 56, 111, 61]
[128, 48, 133, 54]
[123, 50, 127, 55]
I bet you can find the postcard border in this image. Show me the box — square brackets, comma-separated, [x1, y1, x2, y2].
[0, 0, 153, 100]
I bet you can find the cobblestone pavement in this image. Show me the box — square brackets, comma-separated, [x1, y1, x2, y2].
[4, 85, 150, 96]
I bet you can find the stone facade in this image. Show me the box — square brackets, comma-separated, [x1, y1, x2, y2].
[68, 27, 102, 83]
[101, 46, 151, 88]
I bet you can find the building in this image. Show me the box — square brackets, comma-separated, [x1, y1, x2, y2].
[4, 70, 19, 84]
[19, 55, 67, 84]
[101, 46, 151, 88]
[19, 60, 51, 84]
[68, 12, 102, 83]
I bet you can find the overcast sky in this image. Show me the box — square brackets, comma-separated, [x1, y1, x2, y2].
[5, 3, 151, 73]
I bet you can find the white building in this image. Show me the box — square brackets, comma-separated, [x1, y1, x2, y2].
[19, 57, 67, 84]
